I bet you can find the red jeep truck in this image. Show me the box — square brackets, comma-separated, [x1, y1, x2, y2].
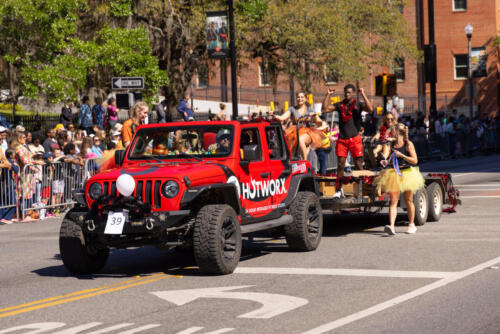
[60, 120, 322, 275]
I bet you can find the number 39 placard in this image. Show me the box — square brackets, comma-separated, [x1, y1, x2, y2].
[104, 211, 127, 235]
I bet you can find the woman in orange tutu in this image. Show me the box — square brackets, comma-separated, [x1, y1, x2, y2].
[275, 92, 323, 159]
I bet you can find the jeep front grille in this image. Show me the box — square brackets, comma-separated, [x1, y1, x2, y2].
[102, 180, 162, 209]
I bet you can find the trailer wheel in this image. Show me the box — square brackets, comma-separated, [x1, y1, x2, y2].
[413, 188, 428, 226]
[427, 183, 443, 222]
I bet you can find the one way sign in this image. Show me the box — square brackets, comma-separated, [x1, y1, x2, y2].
[112, 77, 144, 90]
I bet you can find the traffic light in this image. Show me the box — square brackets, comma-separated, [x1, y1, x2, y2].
[375, 74, 397, 97]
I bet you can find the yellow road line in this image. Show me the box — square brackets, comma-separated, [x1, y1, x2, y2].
[0, 273, 165, 314]
[0, 274, 181, 318]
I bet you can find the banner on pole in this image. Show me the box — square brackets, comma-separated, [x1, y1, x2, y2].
[206, 11, 229, 59]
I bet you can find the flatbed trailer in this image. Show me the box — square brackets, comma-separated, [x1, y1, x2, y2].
[316, 170, 461, 225]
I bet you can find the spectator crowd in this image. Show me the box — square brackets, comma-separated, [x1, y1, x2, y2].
[1, 92, 500, 225]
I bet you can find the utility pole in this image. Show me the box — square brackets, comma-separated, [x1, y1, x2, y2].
[228, 0, 238, 119]
[427, 0, 437, 116]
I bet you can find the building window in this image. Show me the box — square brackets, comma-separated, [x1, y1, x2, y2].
[258, 62, 271, 87]
[454, 54, 468, 79]
[196, 65, 209, 88]
[324, 66, 338, 84]
[453, 0, 467, 11]
[393, 58, 405, 82]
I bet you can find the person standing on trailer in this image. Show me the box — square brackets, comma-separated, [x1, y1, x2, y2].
[321, 85, 373, 198]
[374, 123, 425, 235]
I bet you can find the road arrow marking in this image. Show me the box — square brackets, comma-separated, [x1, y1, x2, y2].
[151, 285, 308, 319]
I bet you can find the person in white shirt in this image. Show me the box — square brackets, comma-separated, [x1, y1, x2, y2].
[0, 126, 8, 154]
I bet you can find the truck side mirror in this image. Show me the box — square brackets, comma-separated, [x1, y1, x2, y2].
[240, 144, 260, 164]
[115, 150, 126, 167]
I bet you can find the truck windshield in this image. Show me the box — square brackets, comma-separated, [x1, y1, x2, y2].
[128, 125, 234, 160]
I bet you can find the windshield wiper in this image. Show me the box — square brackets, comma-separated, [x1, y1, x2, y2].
[178, 152, 203, 162]
[147, 156, 164, 163]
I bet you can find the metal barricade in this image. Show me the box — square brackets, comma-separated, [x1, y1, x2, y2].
[20, 161, 86, 220]
[0, 167, 18, 221]
[84, 158, 99, 182]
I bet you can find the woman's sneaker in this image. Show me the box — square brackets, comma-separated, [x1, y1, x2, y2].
[384, 225, 396, 235]
[406, 224, 417, 234]
[332, 189, 344, 199]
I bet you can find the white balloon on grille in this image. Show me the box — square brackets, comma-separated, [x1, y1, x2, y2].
[116, 174, 135, 197]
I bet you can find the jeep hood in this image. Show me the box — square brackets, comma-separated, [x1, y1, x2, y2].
[89, 162, 229, 184]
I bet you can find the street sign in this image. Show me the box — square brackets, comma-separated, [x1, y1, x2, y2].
[112, 77, 144, 90]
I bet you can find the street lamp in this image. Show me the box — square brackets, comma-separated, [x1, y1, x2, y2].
[465, 23, 474, 119]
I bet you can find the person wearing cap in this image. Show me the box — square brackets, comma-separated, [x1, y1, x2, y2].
[0, 126, 8, 154]
[54, 123, 65, 136]
[110, 129, 123, 149]
[208, 133, 232, 153]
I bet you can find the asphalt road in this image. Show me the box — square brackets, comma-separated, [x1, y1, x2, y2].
[1, 155, 500, 333]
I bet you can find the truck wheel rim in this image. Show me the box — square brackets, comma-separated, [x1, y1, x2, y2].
[307, 202, 321, 241]
[419, 193, 427, 218]
[221, 217, 237, 260]
[433, 192, 441, 213]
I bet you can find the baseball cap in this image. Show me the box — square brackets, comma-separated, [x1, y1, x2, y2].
[111, 130, 121, 137]
[15, 125, 25, 132]
[54, 124, 65, 132]
[42, 152, 54, 161]
[0, 126, 6, 132]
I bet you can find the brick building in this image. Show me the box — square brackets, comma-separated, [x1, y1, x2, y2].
[192, 0, 499, 117]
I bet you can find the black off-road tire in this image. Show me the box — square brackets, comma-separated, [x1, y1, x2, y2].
[427, 182, 443, 222]
[284, 191, 323, 251]
[413, 188, 429, 226]
[59, 218, 109, 275]
[193, 205, 242, 275]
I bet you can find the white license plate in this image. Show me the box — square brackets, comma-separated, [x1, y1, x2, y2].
[104, 211, 127, 235]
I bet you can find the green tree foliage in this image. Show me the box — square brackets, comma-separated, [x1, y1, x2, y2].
[237, 0, 419, 92]
[0, 0, 167, 108]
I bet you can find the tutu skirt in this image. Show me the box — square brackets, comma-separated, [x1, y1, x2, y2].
[285, 126, 323, 155]
[374, 166, 425, 194]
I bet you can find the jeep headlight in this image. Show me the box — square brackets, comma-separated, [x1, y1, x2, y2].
[162, 180, 179, 198]
[89, 183, 103, 200]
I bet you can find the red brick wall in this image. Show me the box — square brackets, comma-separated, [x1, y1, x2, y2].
[193, 0, 499, 117]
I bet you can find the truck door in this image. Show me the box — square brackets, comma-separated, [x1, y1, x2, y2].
[237, 127, 274, 220]
[265, 125, 290, 215]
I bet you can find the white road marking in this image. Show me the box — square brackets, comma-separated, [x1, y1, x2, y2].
[453, 166, 500, 177]
[234, 267, 453, 279]
[460, 196, 500, 198]
[0, 322, 66, 334]
[176, 328, 204, 334]
[455, 184, 500, 187]
[86, 324, 134, 334]
[151, 285, 308, 319]
[176, 328, 235, 334]
[118, 325, 161, 333]
[302, 255, 500, 334]
[53, 323, 102, 334]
